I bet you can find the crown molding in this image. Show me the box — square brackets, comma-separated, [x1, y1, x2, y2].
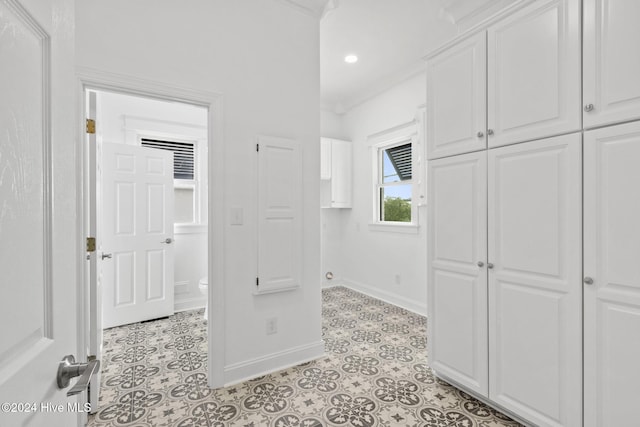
[274, 0, 331, 18]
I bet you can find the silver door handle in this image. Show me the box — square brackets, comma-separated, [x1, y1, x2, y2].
[477, 261, 484, 267]
[161, 238, 173, 244]
[487, 263, 494, 269]
[487, 129, 494, 136]
[584, 104, 594, 112]
[584, 276, 594, 285]
[56, 355, 100, 396]
[101, 253, 112, 260]
[477, 131, 484, 138]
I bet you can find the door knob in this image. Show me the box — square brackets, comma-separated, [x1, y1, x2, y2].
[584, 104, 595, 112]
[56, 355, 100, 396]
[101, 253, 112, 260]
[161, 238, 173, 244]
[487, 129, 494, 136]
[487, 263, 494, 269]
[583, 276, 594, 285]
[477, 261, 484, 267]
[477, 131, 484, 138]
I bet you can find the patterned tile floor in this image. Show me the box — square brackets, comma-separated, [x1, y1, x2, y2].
[88, 286, 523, 427]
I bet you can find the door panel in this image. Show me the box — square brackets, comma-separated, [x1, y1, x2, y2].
[584, 0, 640, 128]
[487, 0, 581, 148]
[488, 133, 582, 426]
[427, 151, 488, 396]
[0, 0, 78, 424]
[256, 136, 302, 294]
[427, 32, 487, 159]
[102, 143, 174, 328]
[584, 121, 640, 427]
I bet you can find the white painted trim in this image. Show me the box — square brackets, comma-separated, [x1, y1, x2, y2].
[341, 279, 427, 317]
[76, 67, 226, 388]
[223, 341, 326, 387]
[367, 222, 419, 234]
[174, 296, 206, 313]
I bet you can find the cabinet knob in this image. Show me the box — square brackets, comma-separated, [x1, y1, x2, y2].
[487, 129, 494, 136]
[487, 263, 494, 269]
[584, 104, 595, 112]
[583, 276, 594, 285]
[477, 131, 484, 138]
[477, 261, 484, 267]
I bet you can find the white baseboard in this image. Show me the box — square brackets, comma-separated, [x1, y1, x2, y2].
[340, 278, 427, 317]
[223, 341, 326, 387]
[174, 296, 206, 313]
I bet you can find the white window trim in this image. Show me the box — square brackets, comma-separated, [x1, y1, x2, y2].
[368, 121, 419, 232]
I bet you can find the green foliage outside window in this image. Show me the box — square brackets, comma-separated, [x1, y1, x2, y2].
[383, 197, 411, 222]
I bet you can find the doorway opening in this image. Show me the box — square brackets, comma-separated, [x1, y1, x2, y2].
[79, 72, 226, 414]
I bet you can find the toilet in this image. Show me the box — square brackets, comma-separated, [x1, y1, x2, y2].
[199, 277, 208, 320]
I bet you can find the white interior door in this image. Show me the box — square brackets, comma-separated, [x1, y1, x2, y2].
[427, 151, 488, 396]
[584, 121, 640, 427]
[0, 0, 81, 425]
[488, 133, 582, 427]
[101, 142, 175, 328]
[256, 135, 302, 294]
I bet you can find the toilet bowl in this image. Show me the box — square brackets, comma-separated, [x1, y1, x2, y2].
[199, 277, 208, 320]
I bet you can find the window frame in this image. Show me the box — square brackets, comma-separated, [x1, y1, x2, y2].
[369, 122, 420, 232]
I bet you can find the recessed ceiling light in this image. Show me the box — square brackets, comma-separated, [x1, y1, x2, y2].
[344, 54, 358, 64]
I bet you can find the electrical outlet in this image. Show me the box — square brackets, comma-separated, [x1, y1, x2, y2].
[266, 317, 278, 335]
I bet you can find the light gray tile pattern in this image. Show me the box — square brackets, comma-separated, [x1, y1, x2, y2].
[88, 286, 523, 426]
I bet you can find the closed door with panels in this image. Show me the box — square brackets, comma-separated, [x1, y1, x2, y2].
[427, 32, 487, 159]
[487, 0, 581, 148]
[583, 0, 640, 128]
[427, 151, 488, 396]
[584, 121, 640, 427]
[488, 133, 582, 427]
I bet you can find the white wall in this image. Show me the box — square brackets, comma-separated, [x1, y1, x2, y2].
[322, 72, 428, 315]
[96, 91, 209, 312]
[77, 0, 323, 385]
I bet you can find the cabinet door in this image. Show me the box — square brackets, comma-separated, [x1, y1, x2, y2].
[320, 138, 332, 180]
[427, 32, 486, 160]
[487, 0, 581, 148]
[584, 122, 640, 427]
[330, 139, 351, 208]
[427, 151, 488, 396]
[583, 0, 640, 128]
[488, 133, 582, 427]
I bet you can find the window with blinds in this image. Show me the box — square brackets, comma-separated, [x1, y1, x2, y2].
[141, 138, 195, 180]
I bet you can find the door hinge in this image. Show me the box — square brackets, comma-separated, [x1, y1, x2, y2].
[256, 143, 259, 152]
[256, 277, 259, 287]
[86, 119, 96, 134]
[86, 237, 96, 252]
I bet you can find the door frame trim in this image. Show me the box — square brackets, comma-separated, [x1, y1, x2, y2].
[76, 67, 226, 390]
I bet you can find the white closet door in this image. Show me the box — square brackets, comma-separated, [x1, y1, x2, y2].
[488, 133, 582, 427]
[583, 0, 640, 128]
[256, 136, 302, 294]
[427, 151, 488, 396]
[330, 139, 351, 208]
[426, 32, 486, 159]
[584, 122, 640, 427]
[487, 0, 581, 148]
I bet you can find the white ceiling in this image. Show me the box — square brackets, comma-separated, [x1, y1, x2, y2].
[320, 0, 518, 113]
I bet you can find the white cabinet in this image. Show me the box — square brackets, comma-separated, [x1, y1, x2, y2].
[426, 0, 581, 159]
[584, 121, 640, 427]
[320, 138, 351, 208]
[583, 0, 640, 128]
[428, 134, 583, 427]
[487, 0, 581, 148]
[488, 134, 582, 426]
[427, 33, 487, 159]
[427, 151, 488, 396]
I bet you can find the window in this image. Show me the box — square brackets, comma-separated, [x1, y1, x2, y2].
[141, 138, 197, 224]
[376, 140, 414, 223]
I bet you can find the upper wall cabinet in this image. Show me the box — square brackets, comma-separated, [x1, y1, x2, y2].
[321, 138, 352, 208]
[427, 32, 487, 160]
[426, 0, 581, 158]
[487, 0, 581, 148]
[583, 0, 640, 129]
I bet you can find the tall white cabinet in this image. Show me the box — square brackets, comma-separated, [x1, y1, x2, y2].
[320, 138, 351, 208]
[426, 0, 640, 426]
